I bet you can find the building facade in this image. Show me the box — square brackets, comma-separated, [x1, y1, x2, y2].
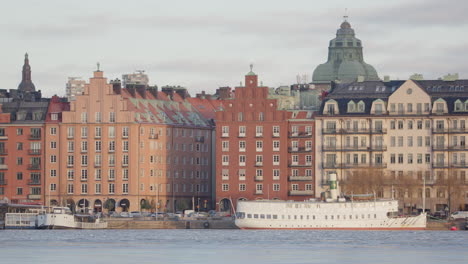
[45, 70, 214, 213]
[316, 78, 468, 213]
[66, 77, 86, 101]
[215, 68, 314, 211]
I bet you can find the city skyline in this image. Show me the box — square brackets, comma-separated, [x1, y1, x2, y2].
[1, 0, 467, 97]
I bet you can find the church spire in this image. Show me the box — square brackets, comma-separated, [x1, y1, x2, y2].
[18, 53, 36, 92]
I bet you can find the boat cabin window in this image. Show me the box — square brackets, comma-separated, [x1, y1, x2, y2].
[266, 214, 271, 219]
[325, 215, 328, 220]
[273, 215, 278, 219]
[247, 214, 252, 218]
[236, 212, 245, 219]
[374, 214, 377, 218]
[260, 214, 265, 219]
[349, 215, 352, 219]
[254, 214, 259, 219]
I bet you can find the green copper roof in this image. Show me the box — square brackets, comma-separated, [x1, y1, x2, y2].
[312, 20, 379, 83]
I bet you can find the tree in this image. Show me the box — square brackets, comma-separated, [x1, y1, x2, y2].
[340, 167, 385, 196]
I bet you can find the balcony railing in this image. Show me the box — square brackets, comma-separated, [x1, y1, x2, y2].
[28, 194, 41, 200]
[432, 162, 468, 168]
[321, 162, 387, 169]
[288, 176, 313, 181]
[28, 179, 41, 185]
[288, 162, 313, 167]
[288, 132, 313, 138]
[0, 134, 8, 140]
[255, 189, 263, 195]
[221, 133, 229, 138]
[28, 149, 42, 155]
[28, 164, 41, 170]
[322, 128, 387, 135]
[288, 147, 313, 153]
[29, 134, 41, 140]
[0, 179, 7, 185]
[255, 176, 263, 181]
[238, 133, 246, 138]
[255, 162, 263, 167]
[289, 190, 314, 196]
[272, 132, 280, 138]
[149, 134, 159, 139]
[0, 149, 7, 155]
[0, 164, 8, 170]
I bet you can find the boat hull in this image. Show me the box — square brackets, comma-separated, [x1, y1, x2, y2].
[235, 199, 427, 230]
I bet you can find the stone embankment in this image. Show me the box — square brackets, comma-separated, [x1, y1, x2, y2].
[105, 217, 238, 229]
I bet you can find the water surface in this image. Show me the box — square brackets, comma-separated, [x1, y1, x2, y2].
[0, 229, 466, 264]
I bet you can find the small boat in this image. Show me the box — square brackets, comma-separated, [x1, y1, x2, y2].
[36, 207, 107, 229]
[235, 173, 427, 230]
[4, 213, 39, 229]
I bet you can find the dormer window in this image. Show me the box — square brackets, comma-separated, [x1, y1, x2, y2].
[436, 103, 444, 113]
[375, 104, 383, 114]
[347, 101, 355, 112]
[455, 100, 462, 111]
[51, 113, 58, 121]
[33, 112, 42, 121]
[327, 104, 336, 115]
[357, 101, 365, 112]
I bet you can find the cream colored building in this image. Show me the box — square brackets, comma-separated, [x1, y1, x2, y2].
[316, 78, 468, 214]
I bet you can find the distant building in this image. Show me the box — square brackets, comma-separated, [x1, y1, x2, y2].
[316, 77, 468, 213]
[215, 66, 315, 212]
[122, 71, 149, 88]
[312, 18, 380, 91]
[66, 77, 86, 101]
[0, 54, 49, 205]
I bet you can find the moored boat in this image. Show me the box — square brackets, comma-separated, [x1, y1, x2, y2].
[36, 207, 107, 229]
[235, 173, 427, 230]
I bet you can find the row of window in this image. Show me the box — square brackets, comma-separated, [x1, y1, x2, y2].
[221, 169, 313, 180]
[242, 213, 378, 220]
[221, 183, 313, 192]
[4, 187, 41, 196]
[59, 168, 209, 181]
[221, 140, 312, 152]
[324, 119, 468, 131]
[0, 128, 41, 137]
[221, 125, 312, 136]
[221, 155, 313, 166]
[53, 126, 210, 138]
[61, 183, 208, 194]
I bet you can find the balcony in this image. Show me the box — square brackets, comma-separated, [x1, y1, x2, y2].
[289, 131, 313, 138]
[448, 145, 468, 151]
[272, 132, 280, 138]
[321, 162, 387, 169]
[0, 134, 8, 140]
[0, 164, 8, 170]
[255, 175, 263, 181]
[222, 176, 229, 181]
[221, 133, 229, 138]
[28, 194, 41, 200]
[288, 176, 313, 181]
[340, 128, 371, 134]
[195, 136, 204, 143]
[322, 128, 338, 134]
[255, 133, 263, 138]
[288, 147, 313, 153]
[28, 149, 42, 155]
[122, 163, 129, 167]
[255, 189, 263, 195]
[289, 190, 314, 196]
[432, 145, 449, 151]
[29, 134, 41, 140]
[288, 162, 313, 168]
[28, 164, 41, 170]
[149, 134, 159, 139]
[238, 133, 246, 138]
[0, 149, 7, 155]
[94, 163, 101, 168]
[28, 179, 41, 185]
[80, 178, 88, 182]
[67, 163, 74, 168]
[255, 162, 263, 167]
[0, 179, 7, 185]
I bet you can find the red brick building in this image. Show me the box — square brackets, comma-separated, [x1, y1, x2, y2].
[215, 68, 315, 211]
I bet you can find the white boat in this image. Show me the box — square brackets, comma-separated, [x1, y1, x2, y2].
[235, 174, 427, 230]
[5, 213, 39, 229]
[36, 207, 107, 229]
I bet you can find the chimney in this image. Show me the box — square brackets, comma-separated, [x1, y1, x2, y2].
[175, 88, 189, 99]
[136, 85, 147, 99]
[162, 87, 175, 99]
[217, 87, 232, 100]
[383, 75, 390, 82]
[111, 79, 122, 94]
[148, 85, 158, 99]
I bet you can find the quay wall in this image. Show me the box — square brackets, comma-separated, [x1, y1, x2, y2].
[106, 218, 238, 229]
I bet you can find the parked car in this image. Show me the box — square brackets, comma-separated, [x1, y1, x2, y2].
[432, 211, 447, 219]
[120, 212, 131, 218]
[150, 212, 166, 218]
[130, 211, 142, 217]
[450, 211, 468, 220]
[174, 211, 184, 218]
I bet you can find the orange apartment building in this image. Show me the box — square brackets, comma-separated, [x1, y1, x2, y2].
[215, 68, 315, 211]
[45, 70, 215, 213]
[0, 54, 48, 205]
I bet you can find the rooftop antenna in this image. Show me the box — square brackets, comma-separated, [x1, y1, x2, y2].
[344, 8, 349, 21]
[97, 62, 100, 71]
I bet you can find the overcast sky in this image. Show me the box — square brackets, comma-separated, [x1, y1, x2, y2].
[2, 0, 467, 97]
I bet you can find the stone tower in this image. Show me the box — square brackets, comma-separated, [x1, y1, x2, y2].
[312, 18, 379, 83]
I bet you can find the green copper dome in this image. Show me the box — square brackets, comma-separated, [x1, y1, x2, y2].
[312, 20, 379, 83]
